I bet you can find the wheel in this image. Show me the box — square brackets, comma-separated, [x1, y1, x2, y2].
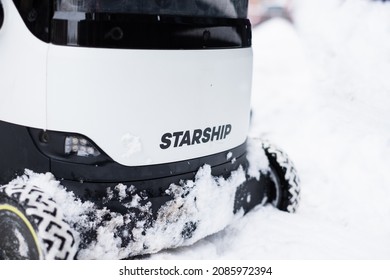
[0, 183, 78, 259]
[262, 141, 301, 213]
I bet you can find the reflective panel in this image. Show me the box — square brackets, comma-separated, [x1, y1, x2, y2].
[55, 0, 248, 18]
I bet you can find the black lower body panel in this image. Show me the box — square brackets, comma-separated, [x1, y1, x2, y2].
[1, 120, 274, 258]
[0, 121, 50, 185]
[0, 119, 268, 220]
[61, 151, 268, 217]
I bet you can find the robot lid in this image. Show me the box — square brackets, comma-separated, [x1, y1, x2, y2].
[11, 0, 250, 49]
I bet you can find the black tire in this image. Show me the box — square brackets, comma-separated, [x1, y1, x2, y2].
[0, 184, 78, 259]
[262, 141, 301, 213]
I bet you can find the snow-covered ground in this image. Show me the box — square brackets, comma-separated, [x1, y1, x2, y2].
[2, 0, 390, 261]
[152, 0, 390, 259]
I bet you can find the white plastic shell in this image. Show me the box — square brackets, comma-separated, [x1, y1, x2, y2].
[0, 1, 48, 129]
[0, 1, 253, 167]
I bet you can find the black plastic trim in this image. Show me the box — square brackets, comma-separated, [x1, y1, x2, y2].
[11, 1, 251, 49]
[60, 151, 268, 217]
[0, 121, 50, 185]
[28, 126, 247, 183]
[52, 14, 251, 49]
[28, 128, 109, 166]
[12, 0, 52, 43]
[51, 143, 246, 183]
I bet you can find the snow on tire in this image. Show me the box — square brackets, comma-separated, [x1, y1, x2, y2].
[0, 183, 78, 259]
[262, 141, 301, 213]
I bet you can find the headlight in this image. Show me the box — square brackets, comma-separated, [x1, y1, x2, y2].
[29, 128, 109, 164]
[64, 136, 101, 157]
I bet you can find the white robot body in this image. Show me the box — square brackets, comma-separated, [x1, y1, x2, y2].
[0, 0, 252, 166]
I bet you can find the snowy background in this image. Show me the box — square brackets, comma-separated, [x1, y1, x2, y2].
[151, 0, 390, 259]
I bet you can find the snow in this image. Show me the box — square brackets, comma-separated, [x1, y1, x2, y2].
[14, 228, 29, 258]
[246, 139, 269, 180]
[152, 0, 390, 259]
[226, 151, 233, 160]
[121, 133, 142, 158]
[4, 157, 262, 259]
[3, 0, 390, 260]
[3, 139, 269, 259]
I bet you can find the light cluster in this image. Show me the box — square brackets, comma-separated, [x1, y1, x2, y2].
[65, 136, 100, 157]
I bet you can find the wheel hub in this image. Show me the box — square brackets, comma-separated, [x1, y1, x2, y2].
[0, 204, 41, 260]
